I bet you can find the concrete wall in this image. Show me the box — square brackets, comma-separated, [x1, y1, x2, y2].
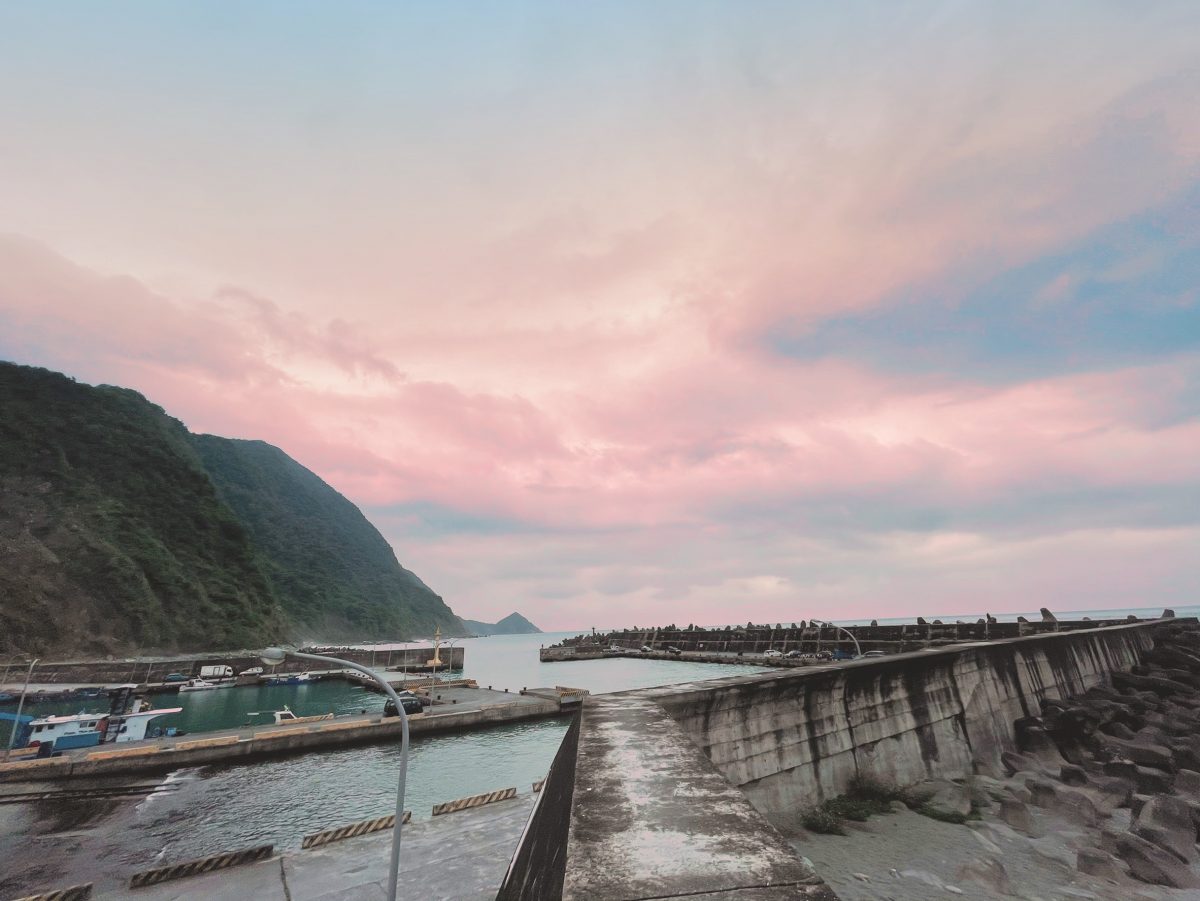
[643, 620, 1157, 817]
[496, 712, 581, 901]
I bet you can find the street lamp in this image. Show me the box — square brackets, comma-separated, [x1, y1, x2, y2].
[260, 647, 409, 901]
[3, 659, 39, 762]
[433, 638, 461, 689]
[809, 620, 861, 659]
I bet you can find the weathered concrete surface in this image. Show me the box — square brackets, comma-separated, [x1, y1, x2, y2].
[640, 621, 1158, 816]
[563, 693, 837, 900]
[0, 687, 564, 783]
[102, 792, 537, 900]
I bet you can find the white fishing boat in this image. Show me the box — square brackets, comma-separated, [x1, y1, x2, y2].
[178, 677, 233, 692]
[248, 705, 334, 725]
[19, 690, 182, 752]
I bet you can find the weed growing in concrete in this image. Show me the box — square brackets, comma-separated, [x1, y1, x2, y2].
[801, 773, 931, 835]
[801, 806, 847, 835]
[914, 805, 969, 824]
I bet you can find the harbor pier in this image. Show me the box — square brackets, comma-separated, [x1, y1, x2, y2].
[0, 684, 582, 782]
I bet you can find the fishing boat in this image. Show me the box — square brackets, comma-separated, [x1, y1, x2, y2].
[10, 687, 181, 753]
[265, 671, 314, 685]
[248, 705, 334, 725]
[178, 678, 233, 692]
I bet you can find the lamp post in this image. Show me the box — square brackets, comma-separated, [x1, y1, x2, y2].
[4, 658, 39, 761]
[810, 620, 861, 659]
[260, 647, 409, 901]
[433, 638, 461, 689]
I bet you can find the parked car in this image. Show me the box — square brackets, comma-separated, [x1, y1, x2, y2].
[608, 645, 624, 652]
[784, 650, 804, 659]
[163, 673, 187, 683]
[640, 645, 654, 653]
[239, 667, 264, 676]
[763, 649, 783, 658]
[383, 696, 425, 717]
[860, 650, 886, 658]
[667, 646, 682, 656]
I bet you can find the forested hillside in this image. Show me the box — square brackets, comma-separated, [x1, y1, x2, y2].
[0, 362, 462, 656]
[193, 436, 463, 641]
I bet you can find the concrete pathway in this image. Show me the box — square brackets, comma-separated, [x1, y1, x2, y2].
[105, 792, 536, 900]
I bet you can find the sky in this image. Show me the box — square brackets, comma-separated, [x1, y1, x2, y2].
[1, 2, 1198, 631]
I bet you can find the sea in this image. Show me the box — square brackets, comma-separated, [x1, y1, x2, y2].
[0, 602, 1192, 894]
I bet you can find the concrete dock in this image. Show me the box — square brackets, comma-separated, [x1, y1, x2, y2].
[0, 686, 579, 782]
[93, 790, 539, 900]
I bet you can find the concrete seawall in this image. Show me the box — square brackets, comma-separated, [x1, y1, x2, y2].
[511, 619, 1171, 899]
[643, 621, 1156, 816]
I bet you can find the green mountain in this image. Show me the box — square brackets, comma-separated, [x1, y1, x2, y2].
[462, 612, 542, 636]
[0, 361, 463, 656]
[192, 436, 464, 642]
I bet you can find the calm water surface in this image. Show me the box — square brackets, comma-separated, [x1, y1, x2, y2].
[0, 632, 768, 894]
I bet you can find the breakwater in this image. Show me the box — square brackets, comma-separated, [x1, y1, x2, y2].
[645, 619, 1160, 813]
[0, 646, 465, 686]
[0, 685, 569, 782]
[541, 611, 1156, 660]
[504, 617, 1174, 899]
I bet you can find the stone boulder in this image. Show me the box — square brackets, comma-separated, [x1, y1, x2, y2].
[1176, 769, 1200, 799]
[1060, 764, 1089, 787]
[1026, 778, 1102, 827]
[1131, 795, 1199, 864]
[1116, 832, 1200, 888]
[1101, 721, 1137, 740]
[1102, 736, 1176, 773]
[1015, 718, 1065, 767]
[999, 797, 1039, 836]
[1076, 848, 1124, 881]
[1087, 775, 1133, 811]
[917, 779, 972, 817]
[1105, 763, 1174, 796]
[1113, 671, 1193, 698]
[1001, 750, 1039, 776]
[955, 857, 1011, 896]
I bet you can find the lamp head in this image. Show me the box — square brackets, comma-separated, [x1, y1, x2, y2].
[259, 647, 288, 667]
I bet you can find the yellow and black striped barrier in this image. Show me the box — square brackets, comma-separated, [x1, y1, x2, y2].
[301, 810, 412, 849]
[431, 786, 517, 816]
[127, 844, 274, 889]
[10, 884, 92, 901]
[532, 778, 546, 792]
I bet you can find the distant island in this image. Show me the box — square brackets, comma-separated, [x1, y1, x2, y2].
[461, 612, 542, 636]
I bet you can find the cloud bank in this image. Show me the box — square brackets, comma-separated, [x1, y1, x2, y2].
[1, 3, 1198, 628]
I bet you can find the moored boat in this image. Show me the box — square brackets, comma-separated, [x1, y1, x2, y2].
[178, 678, 234, 692]
[265, 671, 314, 685]
[249, 704, 334, 725]
[12, 688, 181, 753]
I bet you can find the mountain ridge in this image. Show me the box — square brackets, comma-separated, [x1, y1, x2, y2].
[0, 360, 464, 656]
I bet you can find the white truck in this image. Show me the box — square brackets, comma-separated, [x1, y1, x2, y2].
[199, 665, 234, 679]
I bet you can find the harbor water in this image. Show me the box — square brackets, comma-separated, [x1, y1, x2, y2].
[0, 632, 769, 895]
[1, 605, 1192, 895]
